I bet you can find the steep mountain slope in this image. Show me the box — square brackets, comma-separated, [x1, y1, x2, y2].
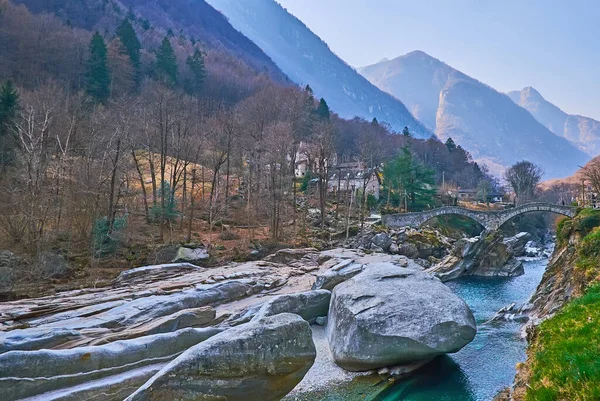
[507, 87, 600, 157]
[13, 0, 287, 82]
[359, 50, 456, 131]
[359, 51, 590, 179]
[206, 0, 431, 137]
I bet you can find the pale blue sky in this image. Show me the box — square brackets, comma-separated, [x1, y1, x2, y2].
[277, 0, 600, 120]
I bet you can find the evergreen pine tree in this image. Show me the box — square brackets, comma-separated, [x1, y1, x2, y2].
[85, 32, 111, 102]
[186, 49, 206, 94]
[372, 117, 379, 125]
[0, 81, 20, 169]
[155, 36, 178, 86]
[445, 137, 457, 152]
[383, 147, 435, 211]
[116, 18, 141, 88]
[316, 98, 330, 120]
[402, 126, 411, 137]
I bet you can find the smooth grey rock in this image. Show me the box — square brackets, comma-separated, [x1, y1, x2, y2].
[1, 327, 222, 400]
[315, 316, 328, 326]
[395, 242, 419, 259]
[0, 327, 83, 354]
[503, 232, 532, 256]
[253, 290, 331, 323]
[327, 263, 476, 371]
[116, 263, 200, 282]
[40, 252, 72, 279]
[125, 313, 316, 401]
[312, 263, 364, 291]
[172, 246, 209, 263]
[3, 281, 255, 351]
[371, 233, 392, 251]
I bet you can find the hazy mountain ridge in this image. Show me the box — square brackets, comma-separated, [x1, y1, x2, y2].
[507, 87, 600, 157]
[206, 0, 432, 137]
[360, 51, 590, 179]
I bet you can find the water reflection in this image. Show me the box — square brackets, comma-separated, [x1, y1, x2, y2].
[373, 356, 475, 401]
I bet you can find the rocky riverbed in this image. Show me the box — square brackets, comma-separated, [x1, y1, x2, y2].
[0, 226, 552, 401]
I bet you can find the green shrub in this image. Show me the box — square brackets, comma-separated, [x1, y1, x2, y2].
[300, 171, 313, 193]
[149, 181, 179, 224]
[91, 215, 128, 257]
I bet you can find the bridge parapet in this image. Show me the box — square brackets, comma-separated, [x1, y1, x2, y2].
[382, 203, 577, 231]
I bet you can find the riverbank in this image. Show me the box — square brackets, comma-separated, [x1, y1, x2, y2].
[0, 222, 558, 401]
[286, 257, 550, 401]
[504, 208, 600, 400]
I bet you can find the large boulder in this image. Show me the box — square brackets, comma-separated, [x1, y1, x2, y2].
[327, 263, 476, 371]
[126, 313, 316, 401]
[395, 242, 419, 259]
[39, 252, 72, 279]
[253, 290, 331, 323]
[312, 260, 364, 291]
[503, 232, 532, 256]
[371, 233, 392, 251]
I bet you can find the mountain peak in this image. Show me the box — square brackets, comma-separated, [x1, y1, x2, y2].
[521, 86, 543, 99]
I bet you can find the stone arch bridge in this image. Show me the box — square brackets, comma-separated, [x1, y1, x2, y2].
[381, 202, 577, 231]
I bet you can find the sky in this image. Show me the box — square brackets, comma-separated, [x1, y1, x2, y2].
[277, 0, 600, 120]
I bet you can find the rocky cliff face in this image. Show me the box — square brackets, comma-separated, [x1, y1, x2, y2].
[428, 231, 528, 281]
[499, 210, 600, 400]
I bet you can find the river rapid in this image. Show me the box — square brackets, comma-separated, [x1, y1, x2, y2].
[294, 256, 549, 401]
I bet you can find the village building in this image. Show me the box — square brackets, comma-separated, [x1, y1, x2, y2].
[328, 162, 381, 199]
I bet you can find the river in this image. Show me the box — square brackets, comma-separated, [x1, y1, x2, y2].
[373, 257, 548, 401]
[293, 256, 548, 401]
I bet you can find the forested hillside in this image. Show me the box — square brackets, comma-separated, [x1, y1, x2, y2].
[0, 0, 492, 296]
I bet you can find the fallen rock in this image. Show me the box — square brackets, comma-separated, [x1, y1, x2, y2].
[253, 290, 331, 323]
[395, 242, 419, 259]
[371, 233, 392, 251]
[172, 246, 209, 263]
[116, 263, 201, 282]
[263, 248, 318, 264]
[429, 231, 524, 281]
[503, 232, 532, 256]
[312, 262, 364, 291]
[327, 263, 476, 371]
[39, 252, 72, 279]
[126, 313, 316, 401]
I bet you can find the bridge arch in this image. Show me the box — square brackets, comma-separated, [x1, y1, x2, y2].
[382, 203, 576, 231]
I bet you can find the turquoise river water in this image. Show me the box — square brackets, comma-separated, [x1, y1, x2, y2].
[299, 257, 549, 401]
[373, 257, 547, 401]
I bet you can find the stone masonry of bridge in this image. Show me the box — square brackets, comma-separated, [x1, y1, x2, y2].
[382, 202, 577, 231]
